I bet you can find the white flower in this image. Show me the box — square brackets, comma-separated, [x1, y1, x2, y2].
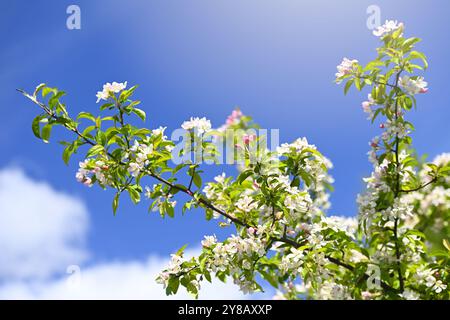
[335, 58, 358, 82]
[201, 235, 217, 248]
[433, 280, 447, 294]
[75, 159, 110, 187]
[398, 76, 428, 95]
[128, 162, 141, 177]
[96, 81, 127, 103]
[152, 126, 167, 139]
[373, 20, 403, 37]
[399, 289, 420, 300]
[181, 117, 212, 134]
[284, 194, 310, 214]
[280, 247, 304, 274]
[235, 195, 258, 212]
[277, 137, 314, 156]
[214, 172, 226, 184]
[95, 91, 109, 103]
[361, 94, 376, 118]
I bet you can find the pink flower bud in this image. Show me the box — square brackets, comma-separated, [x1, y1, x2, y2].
[243, 134, 256, 145]
[420, 88, 428, 93]
[379, 123, 385, 129]
[247, 227, 256, 235]
[370, 142, 378, 148]
[232, 110, 242, 118]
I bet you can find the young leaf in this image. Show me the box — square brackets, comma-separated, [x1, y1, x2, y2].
[132, 108, 146, 121]
[41, 124, 52, 143]
[113, 192, 120, 215]
[31, 116, 42, 139]
[86, 144, 104, 157]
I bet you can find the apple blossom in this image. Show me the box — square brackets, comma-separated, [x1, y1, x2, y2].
[96, 81, 127, 103]
[181, 117, 212, 134]
[372, 20, 403, 38]
[335, 58, 359, 83]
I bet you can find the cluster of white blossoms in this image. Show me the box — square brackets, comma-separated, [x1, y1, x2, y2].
[156, 254, 200, 291]
[181, 117, 212, 135]
[380, 197, 414, 226]
[276, 137, 315, 155]
[361, 94, 376, 119]
[202, 173, 232, 219]
[398, 75, 428, 95]
[413, 267, 448, 294]
[235, 195, 258, 213]
[357, 157, 392, 227]
[127, 140, 153, 177]
[335, 58, 359, 83]
[264, 172, 314, 221]
[320, 216, 358, 239]
[201, 235, 218, 248]
[313, 280, 352, 300]
[76, 159, 109, 186]
[95, 81, 127, 103]
[400, 289, 421, 300]
[275, 138, 334, 216]
[381, 119, 410, 140]
[208, 234, 266, 271]
[280, 247, 304, 275]
[372, 20, 403, 38]
[198, 233, 267, 294]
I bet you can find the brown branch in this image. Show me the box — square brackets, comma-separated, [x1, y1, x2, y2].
[399, 177, 437, 193]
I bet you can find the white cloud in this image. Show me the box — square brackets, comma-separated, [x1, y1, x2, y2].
[0, 249, 271, 300]
[0, 167, 270, 299]
[0, 167, 89, 280]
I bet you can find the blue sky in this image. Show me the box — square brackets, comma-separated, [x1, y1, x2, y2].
[0, 0, 449, 298]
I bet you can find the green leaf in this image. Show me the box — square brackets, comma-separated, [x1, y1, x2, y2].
[86, 144, 104, 157]
[176, 244, 188, 256]
[127, 186, 141, 204]
[119, 85, 138, 103]
[132, 108, 146, 121]
[166, 203, 174, 217]
[96, 131, 107, 146]
[260, 270, 279, 288]
[166, 277, 180, 295]
[41, 124, 52, 143]
[193, 173, 202, 189]
[371, 108, 383, 123]
[62, 145, 73, 165]
[237, 170, 253, 184]
[42, 87, 54, 97]
[113, 192, 120, 215]
[343, 79, 353, 95]
[443, 239, 450, 252]
[409, 51, 428, 69]
[77, 112, 96, 122]
[32, 116, 42, 139]
[354, 79, 362, 91]
[99, 103, 115, 111]
[33, 83, 46, 97]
